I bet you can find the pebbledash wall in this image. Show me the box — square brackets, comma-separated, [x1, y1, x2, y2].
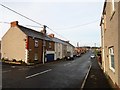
[100, 1, 120, 88]
[118, 1, 120, 88]
[1, 23, 27, 63]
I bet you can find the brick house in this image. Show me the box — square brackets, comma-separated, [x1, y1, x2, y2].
[100, 0, 120, 88]
[1, 21, 55, 64]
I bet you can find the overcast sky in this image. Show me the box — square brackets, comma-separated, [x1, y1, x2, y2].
[0, 0, 105, 47]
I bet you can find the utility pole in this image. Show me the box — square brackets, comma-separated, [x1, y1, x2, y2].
[94, 43, 97, 56]
[42, 25, 47, 64]
[77, 42, 79, 47]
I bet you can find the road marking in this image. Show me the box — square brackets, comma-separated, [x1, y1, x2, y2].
[18, 68, 28, 70]
[3, 70, 11, 73]
[81, 64, 92, 89]
[26, 69, 52, 79]
[64, 63, 71, 66]
[11, 66, 16, 68]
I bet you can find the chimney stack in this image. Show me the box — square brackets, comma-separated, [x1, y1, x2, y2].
[11, 21, 18, 27]
[48, 34, 54, 38]
[41, 25, 47, 35]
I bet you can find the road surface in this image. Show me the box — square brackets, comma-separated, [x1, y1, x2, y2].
[2, 51, 92, 89]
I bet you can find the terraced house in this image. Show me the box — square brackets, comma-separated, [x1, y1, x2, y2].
[100, 0, 120, 88]
[1, 21, 55, 64]
[1, 21, 75, 64]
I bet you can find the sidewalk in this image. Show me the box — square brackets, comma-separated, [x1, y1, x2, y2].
[83, 58, 113, 89]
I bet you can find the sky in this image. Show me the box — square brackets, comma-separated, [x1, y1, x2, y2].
[0, 0, 105, 47]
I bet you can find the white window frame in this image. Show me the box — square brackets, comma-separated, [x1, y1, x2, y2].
[35, 40, 38, 47]
[112, 0, 115, 12]
[34, 53, 38, 61]
[48, 42, 52, 49]
[109, 47, 115, 72]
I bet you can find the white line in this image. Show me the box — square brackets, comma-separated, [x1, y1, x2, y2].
[64, 63, 71, 66]
[81, 64, 92, 89]
[18, 68, 28, 70]
[26, 69, 52, 79]
[3, 70, 11, 73]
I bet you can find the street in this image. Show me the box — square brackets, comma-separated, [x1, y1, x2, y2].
[2, 51, 92, 88]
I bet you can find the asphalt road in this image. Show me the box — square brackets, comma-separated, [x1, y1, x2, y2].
[2, 51, 92, 89]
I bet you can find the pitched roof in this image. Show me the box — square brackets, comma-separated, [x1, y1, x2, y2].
[52, 37, 67, 45]
[18, 25, 53, 41]
[51, 37, 75, 47]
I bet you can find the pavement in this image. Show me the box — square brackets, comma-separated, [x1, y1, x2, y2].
[83, 57, 113, 89]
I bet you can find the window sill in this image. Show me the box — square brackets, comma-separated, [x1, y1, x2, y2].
[110, 67, 115, 73]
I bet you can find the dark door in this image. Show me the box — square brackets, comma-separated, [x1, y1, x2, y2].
[47, 54, 54, 62]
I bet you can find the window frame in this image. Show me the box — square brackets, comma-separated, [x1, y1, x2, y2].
[108, 47, 115, 72]
[48, 42, 52, 49]
[34, 53, 38, 61]
[35, 39, 39, 48]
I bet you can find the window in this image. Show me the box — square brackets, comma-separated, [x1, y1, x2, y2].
[34, 53, 38, 60]
[109, 47, 115, 72]
[48, 42, 52, 49]
[111, 0, 115, 12]
[35, 40, 38, 47]
[103, 13, 106, 31]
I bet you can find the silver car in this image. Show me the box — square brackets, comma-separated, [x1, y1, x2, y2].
[90, 54, 95, 59]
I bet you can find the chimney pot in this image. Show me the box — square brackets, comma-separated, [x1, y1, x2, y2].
[48, 34, 54, 38]
[11, 21, 18, 27]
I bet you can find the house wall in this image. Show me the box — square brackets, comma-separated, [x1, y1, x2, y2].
[46, 41, 55, 51]
[45, 41, 55, 61]
[28, 37, 43, 63]
[118, 1, 120, 88]
[67, 44, 74, 57]
[62, 44, 67, 58]
[1, 26, 26, 62]
[101, 20, 105, 72]
[104, 1, 119, 87]
[55, 43, 62, 60]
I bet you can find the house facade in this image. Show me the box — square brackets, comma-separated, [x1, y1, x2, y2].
[66, 41, 74, 59]
[1, 21, 75, 64]
[1, 21, 29, 63]
[100, 0, 120, 88]
[52, 37, 63, 60]
[45, 37, 55, 62]
[1, 21, 55, 64]
[49, 35, 75, 60]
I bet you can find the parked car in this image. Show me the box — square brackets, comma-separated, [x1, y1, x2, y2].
[90, 54, 95, 59]
[76, 53, 81, 57]
[66, 52, 74, 60]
